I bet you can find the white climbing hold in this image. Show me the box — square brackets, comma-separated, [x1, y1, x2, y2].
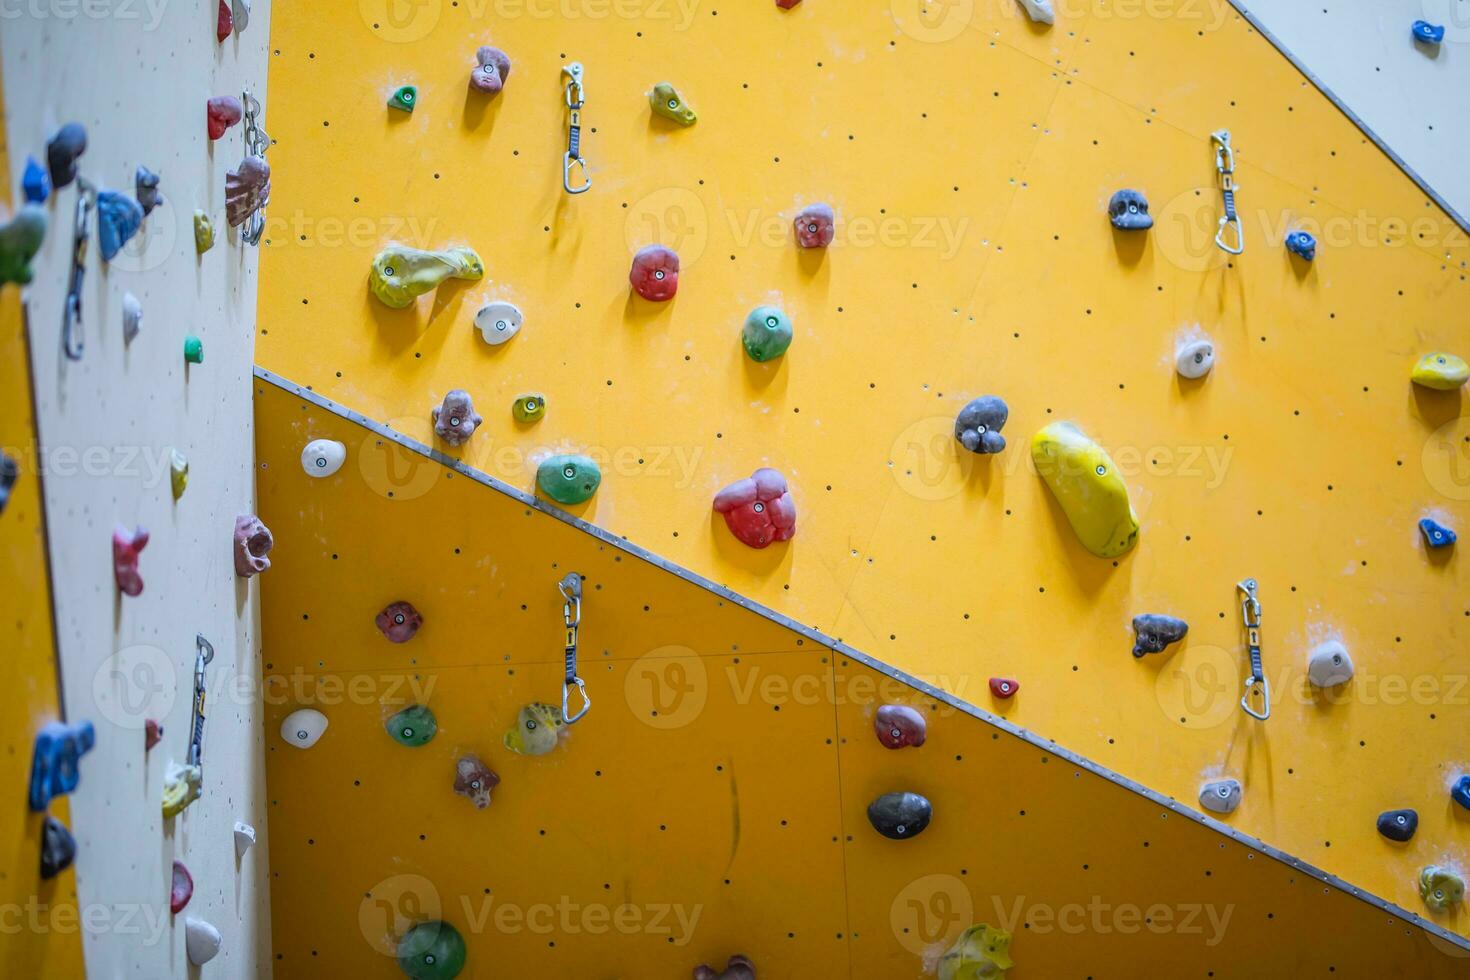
[1199, 778, 1241, 814]
[234, 821, 256, 857]
[280, 708, 328, 749]
[1017, 0, 1054, 24]
[122, 292, 142, 344]
[300, 439, 346, 478]
[474, 301, 523, 346]
[1307, 640, 1354, 688]
[231, 0, 250, 33]
[185, 917, 222, 965]
[1175, 336, 1215, 379]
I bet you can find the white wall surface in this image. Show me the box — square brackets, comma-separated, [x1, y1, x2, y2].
[1, 3, 273, 977]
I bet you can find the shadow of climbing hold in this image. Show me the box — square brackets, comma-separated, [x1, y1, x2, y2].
[1420, 866, 1465, 911]
[388, 85, 418, 113]
[794, 203, 834, 248]
[470, 46, 511, 94]
[122, 293, 142, 344]
[1306, 640, 1354, 688]
[135, 166, 163, 217]
[0, 205, 47, 286]
[145, 719, 164, 750]
[1452, 774, 1470, 811]
[741, 306, 793, 362]
[97, 190, 143, 262]
[989, 677, 1019, 699]
[386, 704, 437, 746]
[1413, 20, 1446, 44]
[1032, 421, 1139, 558]
[694, 955, 756, 980]
[474, 301, 522, 344]
[1419, 517, 1456, 549]
[1199, 778, 1242, 815]
[867, 791, 932, 840]
[183, 334, 204, 365]
[453, 755, 500, 808]
[234, 821, 256, 857]
[1017, 0, 1054, 24]
[171, 860, 194, 913]
[113, 525, 149, 597]
[234, 515, 273, 577]
[713, 468, 796, 549]
[40, 816, 76, 880]
[629, 244, 679, 301]
[1108, 189, 1152, 230]
[46, 122, 86, 189]
[1175, 337, 1215, 379]
[301, 439, 346, 477]
[29, 721, 96, 811]
[398, 920, 466, 980]
[1132, 614, 1188, 658]
[22, 156, 49, 203]
[225, 155, 270, 228]
[193, 210, 215, 253]
[207, 96, 244, 140]
[370, 245, 483, 309]
[955, 396, 1008, 454]
[873, 704, 926, 749]
[432, 390, 483, 446]
[649, 82, 697, 126]
[536, 454, 601, 505]
[162, 762, 202, 818]
[1285, 230, 1316, 262]
[280, 708, 328, 749]
[376, 601, 423, 643]
[938, 923, 1014, 980]
[1377, 809, 1418, 843]
[504, 702, 566, 756]
[1411, 352, 1469, 390]
[186, 916, 222, 965]
[512, 393, 546, 423]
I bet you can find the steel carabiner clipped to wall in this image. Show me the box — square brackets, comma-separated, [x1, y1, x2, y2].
[188, 634, 215, 770]
[561, 62, 591, 194]
[559, 572, 591, 723]
[1211, 129, 1244, 255]
[235, 90, 271, 246]
[61, 177, 94, 361]
[1236, 578, 1269, 720]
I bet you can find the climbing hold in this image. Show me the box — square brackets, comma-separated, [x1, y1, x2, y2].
[121, 292, 142, 344]
[135, 166, 163, 217]
[512, 393, 546, 423]
[397, 920, 467, 980]
[937, 924, 1014, 980]
[0, 205, 47, 286]
[628, 244, 679, 301]
[225, 155, 270, 228]
[989, 677, 1019, 699]
[1420, 866, 1465, 912]
[46, 123, 86, 190]
[28, 720, 96, 811]
[469, 46, 511, 94]
[1131, 614, 1188, 658]
[694, 955, 756, 980]
[280, 708, 328, 749]
[96, 190, 144, 262]
[186, 916, 222, 965]
[0, 453, 15, 515]
[234, 515, 273, 577]
[867, 791, 932, 840]
[193, 210, 215, 253]
[1306, 639, 1354, 688]
[536, 454, 601, 505]
[474, 301, 522, 344]
[713, 468, 796, 549]
[432, 390, 484, 446]
[369, 245, 484, 308]
[1452, 774, 1470, 811]
[301, 439, 346, 478]
[386, 704, 437, 746]
[184, 335, 204, 364]
[234, 821, 256, 857]
[453, 755, 500, 809]
[1017, 0, 1054, 25]
[1284, 230, 1316, 262]
[503, 702, 566, 756]
[215, 0, 231, 39]
[171, 861, 194, 913]
[873, 704, 926, 749]
[113, 525, 150, 597]
[145, 718, 164, 750]
[40, 816, 76, 880]
[1376, 809, 1418, 843]
[954, 396, 1008, 454]
[231, 0, 250, 33]
[649, 82, 698, 126]
[776, 0, 800, 7]
[1107, 189, 1152, 230]
[1175, 336, 1215, 379]
[166, 450, 188, 501]
[388, 85, 418, 113]
[1198, 778, 1242, 815]
[1413, 20, 1446, 44]
[161, 762, 202, 818]
[376, 601, 423, 643]
[741, 306, 793, 362]
[207, 96, 244, 140]
[793, 203, 834, 248]
[1411, 352, 1470, 390]
[1032, 421, 1139, 558]
[21, 156, 49, 203]
[1419, 517, 1456, 549]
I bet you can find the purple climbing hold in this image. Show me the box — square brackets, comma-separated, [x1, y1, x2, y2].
[97, 191, 144, 262]
[46, 123, 86, 189]
[225, 156, 270, 228]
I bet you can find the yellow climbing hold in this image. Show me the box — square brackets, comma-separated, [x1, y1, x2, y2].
[1411, 352, 1469, 390]
[1031, 421, 1139, 558]
[368, 245, 484, 309]
[938, 923, 1014, 980]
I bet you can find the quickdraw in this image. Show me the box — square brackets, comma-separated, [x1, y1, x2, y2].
[561, 63, 591, 194]
[188, 634, 214, 769]
[1236, 578, 1269, 720]
[61, 178, 94, 361]
[239, 90, 270, 246]
[559, 573, 591, 723]
[1211, 129, 1244, 255]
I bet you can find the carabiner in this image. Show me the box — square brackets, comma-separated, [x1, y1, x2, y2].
[61, 179, 94, 361]
[558, 572, 591, 723]
[561, 63, 591, 194]
[1211, 130, 1244, 255]
[238, 90, 270, 246]
[1236, 578, 1269, 720]
[188, 634, 215, 769]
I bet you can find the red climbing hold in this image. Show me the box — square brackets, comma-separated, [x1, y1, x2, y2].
[207, 96, 243, 140]
[776, 0, 801, 8]
[628, 244, 680, 302]
[376, 601, 423, 644]
[989, 677, 1019, 699]
[145, 719, 164, 750]
[793, 203, 834, 247]
[112, 525, 149, 597]
[713, 468, 796, 549]
[171, 861, 194, 914]
[216, 0, 232, 41]
[873, 704, 926, 748]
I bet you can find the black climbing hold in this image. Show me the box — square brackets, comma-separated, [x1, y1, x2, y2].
[1131, 614, 1188, 657]
[40, 815, 76, 879]
[1107, 189, 1152, 230]
[954, 396, 1008, 455]
[0, 452, 17, 515]
[867, 791, 932, 840]
[1376, 809, 1418, 843]
[46, 123, 87, 190]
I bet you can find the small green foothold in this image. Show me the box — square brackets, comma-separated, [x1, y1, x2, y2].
[649, 81, 697, 126]
[169, 450, 189, 500]
[183, 335, 204, 364]
[742, 305, 793, 362]
[388, 85, 418, 113]
[396, 920, 466, 980]
[385, 704, 437, 747]
[512, 394, 546, 423]
[193, 210, 214, 253]
[536, 453, 600, 505]
[0, 204, 47, 286]
[1420, 865, 1465, 912]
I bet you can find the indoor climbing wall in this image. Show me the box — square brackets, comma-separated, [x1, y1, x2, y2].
[258, 0, 1470, 937]
[254, 373, 1470, 977]
[0, 4, 276, 975]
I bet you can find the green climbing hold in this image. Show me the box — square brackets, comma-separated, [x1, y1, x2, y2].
[649, 82, 697, 126]
[369, 245, 484, 309]
[741, 305, 793, 362]
[536, 454, 600, 505]
[184, 336, 204, 364]
[397, 920, 466, 980]
[1031, 421, 1138, 558]
[388, 85, 418, 113]
[0, 204, 47, 286]
[512, 394, 546, 423]
[1411, 352, 1469, 391]
[385, 704, 437, 747]
[1420, 865, 1465, 912]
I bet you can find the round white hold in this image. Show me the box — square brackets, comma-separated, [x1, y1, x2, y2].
[1307, 640, 1354, 688]
[1176, 338, 1215, 379]
[475, 301, 524, 345]
[185, 917, 223, 965]
[1198, 778, 1241, 814]
[301, 439, 346, 478]
[280, 708, 328, 748]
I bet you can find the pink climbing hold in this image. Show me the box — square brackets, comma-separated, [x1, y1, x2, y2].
[453, 755, 500, 809]
[171, 861, 194, 914]
[206, 96, 243, 140]
[469, 46, 511, 94]
[775, 0, 801, 8]
[873, 704, 926, 749]
[112, 525, 150, 597]
[629, 244, 680, 302]
[233, 515, 273, 578]
[216, 0, 231, 41]
[793, 203, 834, 248]
[145, 719, 164, 750]
[989, 677, 1019, 699]
[376, 601, 423, 643]
[695, 955, 756, 980]
[713, 468, 796, 549]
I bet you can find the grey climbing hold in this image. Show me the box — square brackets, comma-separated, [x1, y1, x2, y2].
[40, 816, 76, 880]
[954, 395, 1008, 454]
[867, 791, 932, 840]
[1017, 0, 1054, 24]
[1108, 189, 1152, 230]
[1198, 778, 1241, 814]
[135, 166, 163, 217]
[232, 0, 250, 33]
[1306, 640, 1353, 688]
[122, 293, 142, 344]
[46, 123, 86, 189]
[1131, 614, 1188, 658]
[1376, 809, 1418, 843]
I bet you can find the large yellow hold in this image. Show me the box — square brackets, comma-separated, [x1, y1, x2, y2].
[368, 245, 484, 309]
[1031, 421, 1139, 558]
[1410, 352, 1469, 390]
[938, 924, 1014, 979]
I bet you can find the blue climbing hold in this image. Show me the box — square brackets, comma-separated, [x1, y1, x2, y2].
[96, 191, 143, 262]
[1412, 20, 1445, 44]
[28, 720, 96, 812]
[1419, 518, 1456, 549]
[1452, 774, 1470, 811]
[1285, 230, 1316, 262]
[22, 156, 50, 203]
